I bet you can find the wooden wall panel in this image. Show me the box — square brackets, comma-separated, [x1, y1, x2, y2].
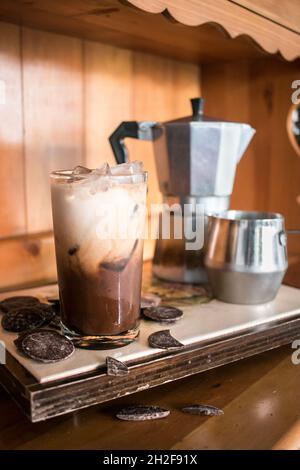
[22, 28, 83, 233]
[0, 21, 201, 288]
[0, 232, 56, 292]
[129, 53, 175, 208]
[84, 41, 133, 169]
[129, 53, 201, 208]
[0, 23, 25, 237]
[202, 58, 300, 255]
[201, 61, 256, 210]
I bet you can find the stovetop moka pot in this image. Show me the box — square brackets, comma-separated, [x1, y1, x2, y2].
[109, 98, 256, 283]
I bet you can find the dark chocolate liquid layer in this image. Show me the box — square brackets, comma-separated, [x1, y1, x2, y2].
[58, 241, 143, 336]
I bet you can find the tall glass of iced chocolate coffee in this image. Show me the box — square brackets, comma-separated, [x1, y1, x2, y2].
[50, 162, 147, 348]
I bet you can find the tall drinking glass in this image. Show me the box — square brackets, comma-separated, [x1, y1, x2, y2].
[50, 162, 147, 349]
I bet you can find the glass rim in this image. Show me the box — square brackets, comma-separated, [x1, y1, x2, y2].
[50, 169, 148, 182]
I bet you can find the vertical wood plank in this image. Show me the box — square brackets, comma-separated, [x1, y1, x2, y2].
[0, 233, 56, 292]
[0, 22, 25, 237]
[202, 61, 257, 210]
[22, 28, 83, 233]
[130, 53, 201, 208]
[130, 52, 174, 208]
[83, 41, 133, 169]
[172, 60, 201, 118]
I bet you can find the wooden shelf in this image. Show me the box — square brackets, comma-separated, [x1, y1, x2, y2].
[1, 279, 300, 422]
[0, 0, 299, 64]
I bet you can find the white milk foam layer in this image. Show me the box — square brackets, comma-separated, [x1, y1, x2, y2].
[51, 162, 147, 274]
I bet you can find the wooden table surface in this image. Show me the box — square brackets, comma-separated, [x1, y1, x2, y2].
[1, 260, 300, 450]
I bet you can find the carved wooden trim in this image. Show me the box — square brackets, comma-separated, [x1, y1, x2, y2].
[126, 0, 300, 61]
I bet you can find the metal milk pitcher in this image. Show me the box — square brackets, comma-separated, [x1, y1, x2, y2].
[205, 211, 288, 304]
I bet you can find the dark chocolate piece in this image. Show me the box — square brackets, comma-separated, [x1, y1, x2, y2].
[142, 305, 183, 323]
[116, 405, 170, 421]
[106, 356, 129, 376]
[1, 307, 45, 333]
[0, 296, 40, 314]
[182, 404, 224, 416]
[148, 329, 184, 350]
[19, 329, 74, 363]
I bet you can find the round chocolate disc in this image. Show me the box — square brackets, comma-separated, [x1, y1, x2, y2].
[142, 305, 183, 323]
[116, 405, 170, 421]
[20, 330, 74, 363]
[0, 296, 40, 314]
[1, 307, 45, 333]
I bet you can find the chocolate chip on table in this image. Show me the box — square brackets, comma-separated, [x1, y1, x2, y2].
[17, 329, 75, 363]
[148, 329, 184, 350]
[142, 305, 183, 323]
[140, 293, 161, 309]
[1, 307, 45, 333]
[106, 356, 129, 376]
[116, 405, 170, 421]
[0, 296, 40, 314]
[182, 404, 224, 416]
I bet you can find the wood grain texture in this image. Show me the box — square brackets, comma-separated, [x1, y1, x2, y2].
[0, 0, 297, 64]
[22, 27, 83, 233]
[273, 418, 300, 450]
[84, 41, 133, 169]
[201, 60, 256, 211]
[0, 232, 56, 292]
[0, 22, 25, 237]
[232, 0, 300, 34]
[127, 0, 300, 61]
[0, 345, 298, 449]
[173, 349, 300, 450]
